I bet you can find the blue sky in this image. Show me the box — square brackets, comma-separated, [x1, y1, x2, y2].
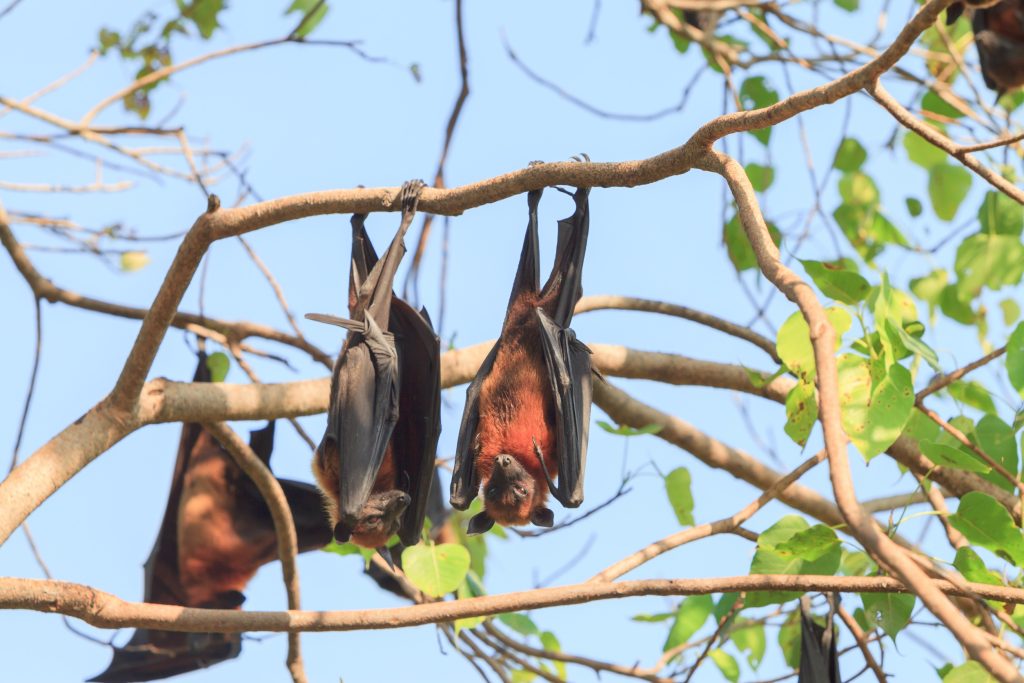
[1, 1, 1016, 681]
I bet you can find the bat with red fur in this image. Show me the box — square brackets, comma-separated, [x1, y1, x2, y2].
[89, 353, 332, 683]
[947, 0, 1024, 97]
[306, 179, 440, 558]
[450, 180, 593, 534]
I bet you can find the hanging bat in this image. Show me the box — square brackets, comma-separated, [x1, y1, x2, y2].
[796, 597, 840, 683]
[89, 353, 333, 683]
[450, 181, 593, 534]
[306, 179, 440, 560]
[947, 0, 1024, 97]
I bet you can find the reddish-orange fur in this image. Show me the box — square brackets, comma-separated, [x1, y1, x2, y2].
[177, 432, 274, 607]
[474, 292, 559, 526]
[313, 441, 398, 547]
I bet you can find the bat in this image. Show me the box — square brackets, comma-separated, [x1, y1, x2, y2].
[306, 179, 440, 560]
[797, 597, 840, 683]
[89, 352, 333, 683]
[450, 180, 593, 534]
[947, 0, 1024, 97]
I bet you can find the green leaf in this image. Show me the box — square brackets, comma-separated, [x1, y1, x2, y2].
[948, 492, 1024, 566]
[731, 620, 766, 669]
[923, 90, 964, 119]
[975, 415, 1019, 491]
[906, 197, 923, 217]
[286, 0, 328, 38]
[739, 77, 779, 143]
[1001, 299, 1021, 326]
[838, 357, 915, 460]
[709, 649, 740, 682]
[833, 138, 866, 171]
[802, 259, 870, 304]
[861, 592, 914, 640]
[205, 352, 230, 383]
[920, 440, 990, 473]
[910, 269, 948, 306]
[664, 467, 695, 526]
[929, 164, 972, 221]
[510, 670, 536, 683]
[454, 579, 486, 635]
[954, 233, 1024, 298]
[664, 595, 713, 651]
[833, 204, 908, 262]
[778, 611, 801, 668]
[724, 214, 781, 272]
[940, 284, 976, 325]
[748, 516, 840, 606]
[631, 612, 676, 623]
[187, 0, 225, 39]
[498, 612, 540, 636]
[943, 661, 998, 682]
[947, 381, 997, 415]
[1007, 322, 1024, 396]
[745, 163, 775, 192]
[904, 131, 946, 169]
[784, 380, 817, 447]
[401, 542, 471, 597]
[840, 550, 874, 576]
[775, 524, 839, 562]
[776, 307, 851, 380]
[839, 171, 880, 206]
[834, 0, 858, 10]
[540, 632, 566, 680]
[597, 420, 663, 436]
[120, 251, 150, 272]
[953, 547, 1003, 587]
[979, 191, 1024, 236]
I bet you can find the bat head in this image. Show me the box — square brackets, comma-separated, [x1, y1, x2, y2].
[472, 453, 555, 530]
[343, 489, 411, 548]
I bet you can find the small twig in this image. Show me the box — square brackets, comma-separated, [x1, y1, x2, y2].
[917, 346, 1007, 401]
[838, 606, 887, 683]
[682, 594, 744, 683]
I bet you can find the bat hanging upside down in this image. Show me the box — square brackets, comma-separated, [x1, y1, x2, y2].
[306, 179, 441, 562]
[450, 167, 594, 534]
[90, 352, 332, 683]
[947, 0, 1024, 97]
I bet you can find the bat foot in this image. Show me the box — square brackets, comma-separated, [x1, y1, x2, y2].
[528, 160, 545, 167]
[376, 545, 396, 571]
[399, 179, 426, 213]
[569, 153, 591, 163]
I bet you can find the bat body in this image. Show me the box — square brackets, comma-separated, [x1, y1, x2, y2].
[90, 353, 332, 683]
[947, 0, 1024, 96]
[796, 598, 840, 683]
[450, 184, 593, 534]
[308, 179, 440, 552]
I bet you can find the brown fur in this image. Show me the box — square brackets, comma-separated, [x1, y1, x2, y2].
[473, 292, 560, 526]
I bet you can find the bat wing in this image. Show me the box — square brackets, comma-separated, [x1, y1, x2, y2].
[535, 309, 591, 508]
[540, 186, 590, 328]
[278, 478, 334, 552]
[450, 343, 500, 510]
[349, 213, 378, 311]
[797, 605, 840, 683]
[451, 190, 545, 510]
[389, 299, 442, 546]
[90, 354, 244, 682]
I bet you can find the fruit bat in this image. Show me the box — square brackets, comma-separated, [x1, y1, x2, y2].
[306, 179, 440, 558]
[89, 353, 333, 683]
[450, 184, 593, 534]
[796, 598, 840, 683]
[947, 0, 1024, 96]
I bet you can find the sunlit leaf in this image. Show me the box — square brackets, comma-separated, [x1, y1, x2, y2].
[954, 233, 1024, 298]
[784, 379, 817, 447]
[861, 591, 914, 640]
[949, 492, 1024, 566]
[745, 163, 774, 192]
[286, 0, 328, 38]
[943, 660, 998, 682]
[120, 251, 151, 272]
[929, 164, 972, 221]
[205, 351, 229, 382]
[665, 467, 695, 526]
[802, 259, 870, 304]
[401, 543, 470, 597]
[904, 131, 946, 169]
[664, 595, 713, 651]
[833, 138, 866, 171]
[709, 649, 739, 682]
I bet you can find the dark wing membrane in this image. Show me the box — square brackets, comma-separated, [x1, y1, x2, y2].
[278, 478, 334, 551]
[797, 610, 840, 683]
[535, 310, 592, 508]
[390, 299, 442, 546]
[541, 186, 590, 328]
[324, 316, 400, 524]
[450, 343, 500, 510]
[349, 214, 378, 311]
[501, 189, 543, 322]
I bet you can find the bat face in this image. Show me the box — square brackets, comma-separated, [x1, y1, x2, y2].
[337, 489, 411, 547]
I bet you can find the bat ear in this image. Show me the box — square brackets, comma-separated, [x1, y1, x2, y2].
[333, 522, 351, 543]
[466, 511, 495, 535]
[530, 507, 555, 528]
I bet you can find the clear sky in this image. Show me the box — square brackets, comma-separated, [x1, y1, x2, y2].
[0, 1, 1013, 681]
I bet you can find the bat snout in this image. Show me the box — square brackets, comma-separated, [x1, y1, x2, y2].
[497, 454, 513, 468]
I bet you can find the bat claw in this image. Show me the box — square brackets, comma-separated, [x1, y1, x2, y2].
[399, 179, 426, 214]
[569, 153, 591, 163]
[528, 160, 545, 167]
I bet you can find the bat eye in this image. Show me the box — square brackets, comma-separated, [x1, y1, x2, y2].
[513, 485, 526, 496]
[365, 515, 383, 526]
[485, 487, 498, 500]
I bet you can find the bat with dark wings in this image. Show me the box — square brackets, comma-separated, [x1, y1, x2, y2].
[450, 179, 593, 534]
[947, 0, 1024, 97]
[306, 179, 441, 562]
[796, 596, 840, 683]
[89, 352, 333, 683]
